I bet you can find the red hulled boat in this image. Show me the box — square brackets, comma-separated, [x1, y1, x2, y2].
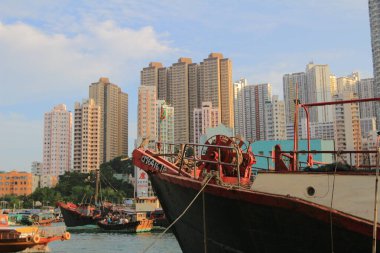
[58, 202, 103, 227]
[133, 123, 380, 253]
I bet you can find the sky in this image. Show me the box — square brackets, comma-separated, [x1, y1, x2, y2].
[0, 0, 372, 171]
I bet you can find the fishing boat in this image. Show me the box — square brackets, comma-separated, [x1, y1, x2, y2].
[97, 212, 153, 233]
[150, 209, 169, 228]
[0, 214, 71, 252]
[58, 202, 103, 227]
[58, 169, 111, 227]
[133, 98, 380, 253]
[20, 212, 56, 226]
[7, 213, 25, 226]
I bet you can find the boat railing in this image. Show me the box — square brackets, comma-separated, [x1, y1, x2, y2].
[278, 150, 378, 171]
[149, 140, 379, 174]
[252, 153, 321, 171]
[252, 154, 274, 171]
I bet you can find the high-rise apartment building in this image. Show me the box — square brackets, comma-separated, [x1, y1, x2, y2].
[141, 62, 163, 87]
[31, 161, 43, 176]
[333, 93, 362, 166]
[199, 53, 234, 129]
[336, 72, 359, 95]
[244, 83, 272, 141]
[73, 99, 101, 173]
[330, 75, 337, 96]
[141, 62, 172, 104]
[369, 0, 380, 127]
[360, 117, 377, 138]
[233, 81, 272, 141]
[188, 63, 200, 143]
[89, 78, 128, 164]
[358, 78, 377, 119]
[171, 58, 192, 143]
[43, 104, 72, 177]
[138, 86, 157, 141]
[265, 96, 286, 140]
[158, 67, 169, 101]
[233, 78, 247, 138]
[31, 161, 58, 188]
[362, 130, 378, 166]
[283, 72, 307, 126]
[306, 63, 334, 123]
[193, 102, 219, 144]
[310, 121, 335, 141]
[282, 63, 336, 143]
[140, 53, 233, 144]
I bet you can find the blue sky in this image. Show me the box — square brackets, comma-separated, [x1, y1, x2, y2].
[0, 0, 372, 171]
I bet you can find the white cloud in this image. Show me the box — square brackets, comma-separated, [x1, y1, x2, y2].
[0, 20, 178, 170]
[0, 113, 42, 171]
[0, 21, 176, 106]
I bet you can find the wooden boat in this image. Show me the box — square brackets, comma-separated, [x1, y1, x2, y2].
[97, 212, 153, 233]
[58, 202, 104, 227]
[20, 212, 56, 226]
[0, 214, 71, 253]
[58, 170, 112, 227]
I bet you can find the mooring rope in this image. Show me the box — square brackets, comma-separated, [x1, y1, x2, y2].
[140, 175, 214, 253]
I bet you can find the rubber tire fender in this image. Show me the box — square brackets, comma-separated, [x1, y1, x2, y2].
[32, 234, 40, 244]
[63, 232, 71, 240]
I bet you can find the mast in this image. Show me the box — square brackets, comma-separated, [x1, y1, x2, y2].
[94, 168, 100, 205]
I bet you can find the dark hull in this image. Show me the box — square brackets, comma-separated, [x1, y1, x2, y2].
[97, 221, 140, 232]
[0, 243, 37, 253]
[153, 218, 169, 228]
[59, 205, 102, 227]
[150, 173, 380, 253]
[0, 231, 33, 253]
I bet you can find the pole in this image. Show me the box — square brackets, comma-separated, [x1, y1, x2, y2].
[293, 84, 299, 171]
[134, 166, 137, 199]
[372, 134, 380, 253]
[301, 106, 312, 166]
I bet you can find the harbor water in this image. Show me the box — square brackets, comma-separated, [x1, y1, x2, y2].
[48, 230, 182, 253]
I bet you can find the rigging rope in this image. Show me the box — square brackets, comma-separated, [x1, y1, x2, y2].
[100, 172, 119, 192]
[80, 194, 86, 205]
[329, 150, 343, 253]
[140, 175, 214, 253]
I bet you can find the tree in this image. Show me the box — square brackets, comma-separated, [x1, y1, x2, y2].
[28, 188, 62, 207]
[7, 156, 136, 207]
[55, 172, 91, 197]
